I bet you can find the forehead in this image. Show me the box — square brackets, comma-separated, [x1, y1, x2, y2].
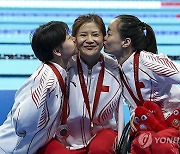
[108, 18, 119, 31]
[78, 22, 100, 32]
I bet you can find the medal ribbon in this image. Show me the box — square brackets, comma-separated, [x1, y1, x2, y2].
[119, 52, 144, 106]
[47, 62, 68, 125]
[134, 52, 144, 103]
[77, 55, 105, 131]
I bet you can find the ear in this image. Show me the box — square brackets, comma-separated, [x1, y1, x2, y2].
[122, 38, 131, 48]
[53, 48, 61, 56]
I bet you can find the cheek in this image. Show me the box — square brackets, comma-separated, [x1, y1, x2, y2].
[107, 38, 119, 47]
[76, 37, 84, 45]
[107, 41, 121, 52]
[105, 36, 113, 44]
[106, 39, 113, 47]
[70, 43, 75, 50]
[76, 40, 84, 49]
[98, 40, 104, 47]
[112, 43, 121, 51]
[96, 37, 104, 44]
[66, 41, 75, 51]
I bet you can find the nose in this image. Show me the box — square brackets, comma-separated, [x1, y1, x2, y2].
[86, 35, 93, 43]
[71, 36, 76, 43]
[104, 35, 107, 41]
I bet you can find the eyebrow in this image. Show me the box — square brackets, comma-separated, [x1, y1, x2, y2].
[79, 30, 100, 33]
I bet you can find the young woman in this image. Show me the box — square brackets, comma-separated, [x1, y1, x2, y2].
[0, 21, 77, 154]
[104, 14, 180, 152]
[39, 14, 124, 154]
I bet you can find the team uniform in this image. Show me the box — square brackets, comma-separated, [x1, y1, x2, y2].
[121, 51, 180, 118]
[0, 62, 66, 154]
[60, 54, 123, 150]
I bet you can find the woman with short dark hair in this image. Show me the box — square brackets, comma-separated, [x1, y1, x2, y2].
[0, 21, 77, 154]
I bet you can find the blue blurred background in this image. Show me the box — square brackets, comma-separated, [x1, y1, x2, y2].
[0, 0, 180, 125]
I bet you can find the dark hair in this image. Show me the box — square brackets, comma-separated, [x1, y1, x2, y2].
[72, 14, 106, 37]
[115, 15, 157, 54]
[31, 21, 69, 62]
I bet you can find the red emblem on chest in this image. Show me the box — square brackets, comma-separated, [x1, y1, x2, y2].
[101, 85, 109, 92]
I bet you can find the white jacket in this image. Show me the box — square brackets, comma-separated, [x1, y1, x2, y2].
[62, 54, 122, 150]
[0, 62, 66, 154]
[122, 51, 180, 118]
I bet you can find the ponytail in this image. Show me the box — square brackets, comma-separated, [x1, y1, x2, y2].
[143, 23, 157, 54]
[115, 15, 158, 54]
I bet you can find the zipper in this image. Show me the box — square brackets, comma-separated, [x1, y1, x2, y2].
[87, 68, 92, 97]
[88, 69, 92, 76]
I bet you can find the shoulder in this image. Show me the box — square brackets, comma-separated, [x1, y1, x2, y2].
[67, 55, 77, 71]
[140, 50, 168, 60]
[37, 63, 56, 77]
[140, 50, 172, 65]
[32, 63, 58, 87]
[103, 54, 119, 70]
[140, 51, 179, 76]
[15, 64, 57, 99]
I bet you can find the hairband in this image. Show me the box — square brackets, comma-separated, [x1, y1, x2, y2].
[139, 22, 147, 36]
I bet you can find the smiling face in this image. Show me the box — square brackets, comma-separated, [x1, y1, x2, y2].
[76, 21, 104, 60]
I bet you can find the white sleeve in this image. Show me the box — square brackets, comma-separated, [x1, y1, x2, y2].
[141, 52, 180, 84]
[12, 94, 48, 136]
[117, 96, 124, 142]
[12, 72, 55, 137]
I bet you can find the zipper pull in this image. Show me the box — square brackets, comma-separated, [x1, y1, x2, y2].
[88, 69, 92, 75]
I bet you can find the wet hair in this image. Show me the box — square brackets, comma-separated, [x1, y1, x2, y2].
[72, 14, 106, 37]
[31, 21, 69, 62]
[115, 15, 157, 54]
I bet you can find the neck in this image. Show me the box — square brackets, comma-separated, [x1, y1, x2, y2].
[51, 58, 69, 69]
[117, 49, 133, 66]
[80, 54, 101, 69]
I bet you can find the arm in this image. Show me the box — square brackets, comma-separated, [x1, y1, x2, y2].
[141, 52, 180, 84]
[12, 64, 65, 153]
[12, 65, 58, 138]
[117, 96, 124, 142]
[12, 77, 55, 137]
